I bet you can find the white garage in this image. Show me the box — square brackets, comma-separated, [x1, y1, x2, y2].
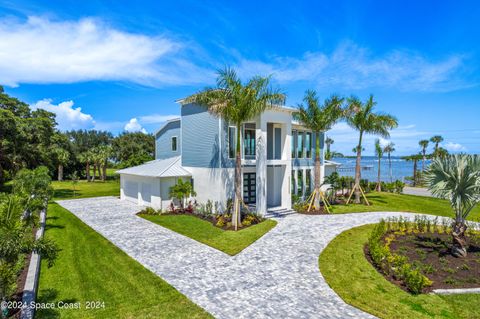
[117, 156, 191, 210]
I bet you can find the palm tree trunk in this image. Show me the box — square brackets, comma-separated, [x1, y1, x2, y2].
[388, 153, 392, 182]
[413, 159, 417, 187]
[92, 164, 96, 182]
[422, 150, 426, 171]
[452, 219, 467, 257]
[102, 161, 107, 181]
[354, 132, 363, 203]
[376, 156, 381, 191]
[86, 162, 90, 182]
[314, 131, 321, 209]
[58, 164, 63, 181]
[234, 124, 242, 230]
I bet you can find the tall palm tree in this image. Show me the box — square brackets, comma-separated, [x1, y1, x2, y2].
[430, 135, 444, 157]
[383, 142, 395, 182]
[402, 154, 422, 186]
[296, 91, 345, 210]
[54, 148, 69, 181]
[78, 151, 92, 181]
[186, 67, 285, 230]
[346, 95, 398, 203]
[419, 139, 429, 170]
[425, 155, 480, 257]
[374, 139, 383, 191]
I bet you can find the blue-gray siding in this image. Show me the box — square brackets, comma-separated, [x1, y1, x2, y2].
[155, 120, 181, 159]
[181, 103, 220, 168]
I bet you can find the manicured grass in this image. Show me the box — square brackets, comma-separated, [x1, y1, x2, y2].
[140, 214, 277, 255]
[52, 179, 119, 200]
[330, 192, 480, 221]
[319, 224, 480, 319]
[37, 203, 211, 319]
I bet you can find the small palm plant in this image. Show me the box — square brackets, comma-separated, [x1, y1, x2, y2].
[186, 67, 285, 229]
[425, 154, 480, 257]
[295, 90, 345, 211]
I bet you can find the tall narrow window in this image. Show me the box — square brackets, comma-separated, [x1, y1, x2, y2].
[305, 132, 312, 158]
[297, 170, 303, 197]
[171, 136, 177, 152]
[305, 169, 311, 195]
[228, 127, 235, 159]
[291, 130, 297, 158]
[297, 132, 304, 158]
[244, 128, 256, 159]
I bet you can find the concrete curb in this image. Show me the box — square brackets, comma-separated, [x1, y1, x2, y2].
[20, 209, 46, 319]
[432, 288, 480, 295]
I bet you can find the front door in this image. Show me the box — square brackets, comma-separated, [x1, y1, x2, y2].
[243, 173, 256, 204]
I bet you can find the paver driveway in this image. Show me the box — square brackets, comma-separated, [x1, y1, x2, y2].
[57, 196, 425, 319]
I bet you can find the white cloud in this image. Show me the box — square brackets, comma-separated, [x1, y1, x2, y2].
[139, 114, 179, 124]
[236, 42, 473, 92]
[31, 99, 95, 130]
[124, 118, 147, 134]
[0, 16, 212, 87]
[443, 142, 466, 152]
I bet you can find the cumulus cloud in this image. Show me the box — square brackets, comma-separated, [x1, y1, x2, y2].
[236, 42, 474, 92]
[124, 118, 147, 134]
[31, 99, 95, 130]
[0, 16, 212, 87]
[444, 142, 466, 152]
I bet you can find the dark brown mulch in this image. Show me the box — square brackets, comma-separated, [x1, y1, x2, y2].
[5, 252, 31, 318]
[365, 231, 480, 292]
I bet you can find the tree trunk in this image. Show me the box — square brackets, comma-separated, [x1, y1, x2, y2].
[451, 220, 468, 257]
[422, 150, 426, 171]
[234, 125, 242, 230]
[413, 159, 417, 187]
[86, 162, 90, 182]
[92, 164, 96, 181]
[314, 132, 321, 209]
[58, 164, 64, 181]
[388, 153, 393, 182]
[376, 156, 382, 191]
[354, 132, 363, 203]
[103, 160, 107, 181]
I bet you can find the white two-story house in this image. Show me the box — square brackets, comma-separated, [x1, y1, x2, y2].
[117, 99, 338, 216]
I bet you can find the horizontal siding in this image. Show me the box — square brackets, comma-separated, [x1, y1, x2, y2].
[155, 120, 181, 159]
[182, 103, 220, 168]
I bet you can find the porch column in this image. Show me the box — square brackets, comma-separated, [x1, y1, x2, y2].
[282, 122, 292, 209]
[256, 116, 267, 216]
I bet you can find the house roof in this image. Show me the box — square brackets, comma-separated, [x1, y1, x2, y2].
[325, 160, 341, 167]
[154, 118, 181, 136]
[116, 156, 191, 178]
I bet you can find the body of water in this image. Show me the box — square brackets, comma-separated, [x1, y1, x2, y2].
[331, 156, 429, 183]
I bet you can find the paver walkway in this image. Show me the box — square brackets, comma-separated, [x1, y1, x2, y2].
[403, 186, 433, 197]
[57, 197, 432, 318]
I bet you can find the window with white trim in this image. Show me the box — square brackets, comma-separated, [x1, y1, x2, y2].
[171, 136, 177, 152]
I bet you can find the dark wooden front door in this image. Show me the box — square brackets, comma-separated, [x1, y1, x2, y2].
[243, 173, 256, 204]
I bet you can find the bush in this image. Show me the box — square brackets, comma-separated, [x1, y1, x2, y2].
[139, 207, 158, 215]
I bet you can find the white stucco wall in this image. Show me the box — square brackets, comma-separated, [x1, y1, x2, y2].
[120, 174, 161, 209]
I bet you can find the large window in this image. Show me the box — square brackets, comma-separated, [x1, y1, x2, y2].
[171, 136, 177, 152]
[297, 132, 304, 158]
[305, 132, 312, 158]
[228, 127, 235, 159]
[291, 170, 295, 194]
[306, 169, 311, 196]
[297, 170, 303, 196]
[291, 130, 297, 158]
[244, 128, 256, 159]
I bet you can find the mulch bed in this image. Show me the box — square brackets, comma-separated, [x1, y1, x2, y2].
[5, 252, 31, 318]
[365, 231, 480, 292]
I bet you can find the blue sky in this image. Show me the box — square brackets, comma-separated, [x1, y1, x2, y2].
[0, 0, 479, 155]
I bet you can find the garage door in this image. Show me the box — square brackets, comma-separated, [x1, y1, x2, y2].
[141, 183, 152, 204]
[124, 180, 138, 202]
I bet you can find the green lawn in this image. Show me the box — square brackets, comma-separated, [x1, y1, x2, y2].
[139, 214, 277, 255]
[37, 203, 211, 319]
[319, 224, 480, 319]
[330, 192, 480, 221]
[52, 179, 119, 200]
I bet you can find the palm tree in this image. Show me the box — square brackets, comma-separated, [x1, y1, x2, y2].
[325, 136, 334, 160]
[186, 67, 285, 230]
[54, 148, 69, 181]
[383, 142, 395, 182]
[346, 95, 398, 203]
[419, 139, 429, 170]
[425, 155, 480, 257]
[296, 91, 345, 211]
[97, 145, 112, 181]
[374, 139, 383, 191]
[78, 151, 92, 181]
[430, 135, 444, 157]
[402, 154, 422, 186]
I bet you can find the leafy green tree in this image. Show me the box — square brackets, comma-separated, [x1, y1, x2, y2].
[12, 166, 52, 214]
[295, 91, 345, 210]
[419, 139, 429, 170]
[374, 139, 384, 191]
[346, 95, 398, 203]
[169, 179, 197, 209]
[186, 67, 285, 229]
[112, 132, 154, 167]
[430, 135, 444, 157]
[425, 155, 480, 257]
[383, 142, 395, 182]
